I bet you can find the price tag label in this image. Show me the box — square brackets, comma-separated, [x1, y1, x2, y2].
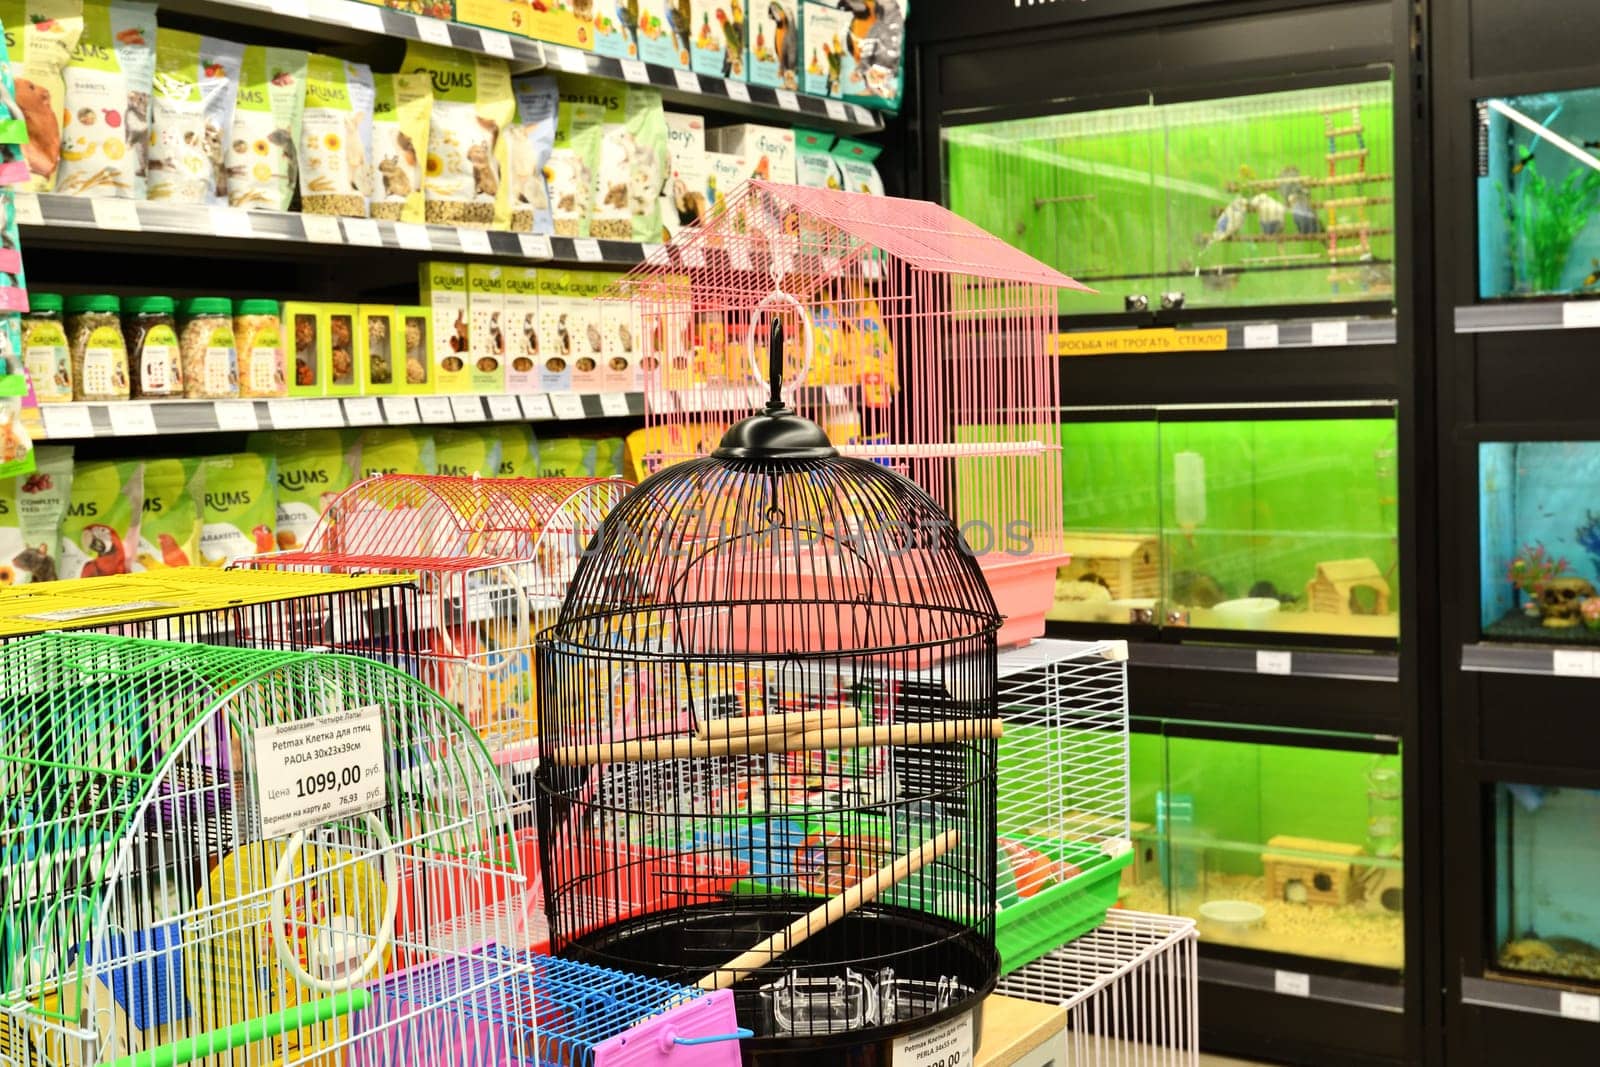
[1311, 320, 1349, 347]
[1256, 650, 1293, 676]
[41, 403, 94, 438]
[300, 214, 344, 244]
[487, 394, 523, 420]
[339, 2, 386, 31]
[599, 392, 631, 416]
[1273, 970, 1311, 998]
[457, 227, 493, 255]
[254, 706, 387, 840]
[646, 388, 676, 414]
[550, 392, 586, 420]
[891, 1011, 972, 1067]
[824, 385, 849, 407]
[418, 396, 454, 423]
[477, 28, 515, 58]
[573, 238, 603, 263]
[825, 99, 847, 122]
[1243, 323, 1279, 348]
[549, 46, 587, 73]
[518, 233, 553, 259]
[775, 89, 800, 112]
[724, 78, 750, 103]
[1560, 990, 1600, 1023]
[1552, 649, 1598, 677]
[91, 198, 142, 231]
[673, 69, 700, 93]
[277, 0, 308, 17]
[342, 217, 382, 246]
[450, 395, 485, 421]
[267, 399, 309, 428]
[393, 221, 432, 251]
[620, 59, 650, 84]
[107, 402, 157, 436]
[414, 16, 453, 46]
[521, 394, 555, 420]
[214, 400, 259, 431]
[382, 396, 420, 424]
[210, 207, 255, 239]
[342, 397, 383, 426]
[12, 193, 42, 226]
[680, 246, 706, 268]
[307, 398, 345, 425]
[1562, 301, 1600, 329]
[678, 390, 704, 413]
[641, 242, 663, 260]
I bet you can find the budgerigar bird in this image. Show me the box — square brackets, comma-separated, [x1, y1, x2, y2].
[618, 0, 640, 52]
[1289, 190, 1321, 235]
[721, 0, 745, 77]
[1278, 164, 1305, 201]
[668, 0, 693, 57]
[770, 2, 798, 84]
[1250, 192, 1286, 235]
[1205, 197, 1249, 251]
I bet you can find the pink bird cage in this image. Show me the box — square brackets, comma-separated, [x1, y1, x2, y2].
[610, 180, 1091, 647]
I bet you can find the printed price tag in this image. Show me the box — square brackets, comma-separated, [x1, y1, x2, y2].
[107, 402, 157, 436]
[214, 400, 259, 431]
[487, 394, 522, 420]
[393, 222, 432, 251]
[824, 385, 849, 406]
[254, 706, 387, 840]
[825, 99, 847, 122]
[12, 193, 42, 226]
[1242, 323, 1279, 348]
[620, 59, 650, 84]
[1562, 301, 1600, 329]
[550, 392, 586, 420]
[599, 392, 630, 416]
[342, 217, 382, 246]
[300, 214, 344, 244]
[307, 398, 345, 425]
[277, 0, 307, 17]
[1273, 970, 1311, 998]
[414, 16, 453, 46]
[680, 246, 706, 268]
[210, 207, 255, 239]
[724, 78, 750, 103]
[477, 28, 515, 58]
[41, 404, 94, 438]
[267, 399, 309, 428]
[339, 2, 385, 31]
[775, 89, 800, 111]
[549, 46, 587, 73]
[674, 69, 700, 93]
[518, 233, 553, 259]
[891, 1011, 972, 1067]
[382, 396, 420, 424]
[1560, 991, 1600, 1023]
[1256, 650, 1293, 676]
[458, 227, 493, 255]
[91, 198, 142, 232]
[1552, 649, 1598, 677]
[573, 238, 603, 263]
[521, 394, 555, 420]
[641, 242, 663, 260]
[342, 397, 383, 426]
[1311, 320, 1349, 346]
[450, 395, 485, 421]
[418, 396, 454, 423]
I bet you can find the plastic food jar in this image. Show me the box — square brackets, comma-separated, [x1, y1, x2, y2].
[179, 297, 239, 399]
[21, 293, 72, 403]
[234, 299, 285, 398]
[122, 295, 183, 399]
[64, 294, 130, 401]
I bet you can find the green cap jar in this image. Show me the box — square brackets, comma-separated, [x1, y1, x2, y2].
[29, 293, 63, 314]
[123, 295, 176, 315]
[181, 296, 233, 317]
[64, 294, 120, 314]
[236, 299, 280, 316]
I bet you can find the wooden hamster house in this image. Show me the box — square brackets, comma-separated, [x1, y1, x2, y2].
[1306, 558, 1391, 615]
[1059, 534, 1161, 599]
[1262, 835, 1364, 906]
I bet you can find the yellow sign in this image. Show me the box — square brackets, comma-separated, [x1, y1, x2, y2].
[1051, 328, 1230, 356]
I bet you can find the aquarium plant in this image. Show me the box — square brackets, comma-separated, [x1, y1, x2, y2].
[1583, 597, 1600, 631]
[1507, 542, 1570, 615]
[1500, 152, 1600, 295]
[1575, 510, 1600, 577]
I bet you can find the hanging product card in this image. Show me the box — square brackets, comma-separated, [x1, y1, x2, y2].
[254, 706, 386, 840]
[774, 89, 800, 112]
[1256, 650, 1292, 676]
[108, 403, 157, 436]
[1273, 970, 1311, 998]
[825, 100, 847, 122]
[1559, 990, 1600, 1023]
[518, 234, 552, 259]
[415, 17, 453, 47]
[268, 399, 310, 428]
[92, 199, 142, 232]
[339, 3, 386, 31]
[1562, 302, 1600, 329]
[549, 46, 587, 73]
[210, 208, 255, 239]
[521, 394, 554, 420]
[1242, 323, 1279, 349]
[891, 1012, 972, 1067]
[1551, 649, 1598, 678]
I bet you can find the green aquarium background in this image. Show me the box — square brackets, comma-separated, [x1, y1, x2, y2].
[1494, 783, 1600, 983]
[941, 78, 1396, 315]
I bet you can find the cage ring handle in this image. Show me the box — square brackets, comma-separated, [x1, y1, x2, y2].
[743, 290, 815, 404]
[268, 812, 400, 995]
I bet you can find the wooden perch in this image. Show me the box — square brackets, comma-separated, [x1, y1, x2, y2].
[694, 707, 859, 740]
[546, 719, 1004, 766]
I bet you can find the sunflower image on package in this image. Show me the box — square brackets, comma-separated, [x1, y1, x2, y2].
[147, 29, 242, 204]
[61, 457, 142, 579]
[247, 427, 351, 550]
[0, 444, 71, 584]
[299, 53, 375, 217]
[590, 83, 665, 241]
[133, 455, 203, 570]
[401, 43, 513, 229]
[368, 72, 429, 223]
[0, 0, 83, 191]
[197, 451, 277, 566]
[57, 0, 152, 198]
[224, 45, 306, 211]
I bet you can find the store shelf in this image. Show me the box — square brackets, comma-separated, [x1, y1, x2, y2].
[1201, 957, 1403, 1013]
[1129, 642, 1400, 682]
[1462, 976, 1600, 1024]
[1053, 315, 1396, 357]
[34, 392, 642, 440]
[1455, 303, 1600, 334]
[1460, 642, 1600, 678]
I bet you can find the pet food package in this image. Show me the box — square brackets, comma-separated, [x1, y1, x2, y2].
[833, 136, 882, 195]
[369, 71, 429, 222]
[502, 265, 540, 394]
[567, 270, 605, 393]
[801, 1, 847, 98]
[247, 427, 350, 550]
[704, 150, 747, 219]
[636, 0, 685, 69]
[61, 457, 141, 579]
[113, 0, 153, 197]
[841, 0, 904, 111]
[0, 0, 83, 191]
[396, 304, 431, 394]
[591, 84, 665, 242]
[706, 123, 794, 183]
[0, 444, 71, 584]
[535, 268, 578, 393]
[507, 74, 556, 235]
[58, 0, 146, 198]
[795, 127, 840, 188]
[592, 3, 636, 60]
[348, 425, 436, 480]
[591, 435, 624, 477]
[434, 426, 503, 478]
[688, 0, 740, 78]
[400, 43, 513, 229]
[537, 435, 594, 477]
[547, 76, 606, 238]
[486, 422, 537, 476]
[457, 0, 590, 49]
[658, 110, 706, 242]
[282, 300, 321, 395]
[147, 29, 239, 204]
[133, 455, 202, 570]
[300, 53, 375, 217]
[224, 45, 306, 211]
[466, 263, 505, 392]
[420, 260, 470, 393]
[197, 451, 276, 566]
[750, 0, 800, 90]
[357, 303, 398, 395]
[600, 290, 636, 393]
[323, 302, 358, 396]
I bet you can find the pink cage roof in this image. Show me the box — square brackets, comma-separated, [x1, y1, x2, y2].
[636, 181, 1093, 292]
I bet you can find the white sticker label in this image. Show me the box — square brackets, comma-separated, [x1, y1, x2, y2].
[414, 16, 452, 46]
[382, 396, 421, 424]
[1552, 649, 1598, 677]
[1311, 320, 1349, 347]
[91, 198, 142, 232]
[307, 398, 345, 425]
[825, 100, 847, 122]
[1274, 970, 1311, 998]
[1243, 323, 1279, 349]
[12, 193, 42, 226]
[518, 233, 553, 259]
[891, 1011, 972, 1067]
[1256, 650, 1292, 676]
[824, 385, 849, 407]
[729, 246, 753, 271]
[599, 392, 630, 416]
[458, 227, 493, 255]
[108, 402, 157, 436]
[343, 397, 383, 426]
[393, 222, 432, 251]
[620, 59, 649, 84]
[550, 46, 587, 73]
[550, 392, 586, 420]
[477, 28, 515, 58]
[450, 395, 485, 421]
[214, 400, 259, 431]
[24, 599, 174, 622]
[680, 246, 706, 269]
[254, 706, 387, 840]
[342, 217, 382, 246]
[573, 238, 603, 263]
[210, 207, 255, 239]
[724, 78, 750, 103]
[775, 89, 800, 112]
[418, 396, 454, 423]
[674, 69, 700, 93]
[41, 404, 94, 438]
[339, 2, 385, 31]
[521, 394, 555, 420]
[300, 214, 345, 244]
[487, 394, 522, 420]
[268, 399, 310, 428]
[1559, 990, 1600, 1023]
[1562, 301, 1600, 329]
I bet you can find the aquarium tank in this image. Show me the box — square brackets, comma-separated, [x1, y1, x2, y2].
[1494, 783, 1600, 984]
[1479, 441, 1600, 642]
[1126, 720, 1404, 971]
[941, 76, 1396, 316]
[1054, 407, 1400, 641]
[1477, 88, 1600, 300]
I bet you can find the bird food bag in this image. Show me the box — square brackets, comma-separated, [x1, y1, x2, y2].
[434, 426, 503, 479]
[247, 427, 350, 551]
[148, 29, 241, 204]
[347, 426, 436, 481]
[840, 0, 905, 111]
[0, 0, 83, 192]
[751, 0, 799, 90]
[197, 451, 276, 566]
[801, 1, 847, 98]
[400, 43, 513, 229]
[113, 0, 153, 197]
[537, 435, 593, 478]
[794, 127, 840, 188]
[547, 76, 607, 238]
[368, 72, 429, 223]
[832, 136, 881, 195]
[635, 0, 684, 69]
[508, 75, 557, 235]
[591, 84, 664, 242]
[486, 423, 537, 477]
[658, 110, 706, 242]
[57, 0, 150, 198]
[133, 455, 202, 571]
[300, 53, 374, 218]
[0, 444, 72, 584]
[224, 45, 305, 211]
[61, 457, 142, 579]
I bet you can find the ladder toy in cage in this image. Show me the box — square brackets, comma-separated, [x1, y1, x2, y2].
[613, 180, 1094, 646]
[536, 316, 1005, 1063]
[0, 634, 530, 1066]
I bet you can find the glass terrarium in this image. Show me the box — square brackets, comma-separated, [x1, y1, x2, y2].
[941, 75, 1396, 316]
[1477, 88, 1600, 300]
[1123, 720, 1404, 971]
[1053, 407, 1400, 641]
[1480, 441, 1600, 642]
[1494, 783, 1600, 984]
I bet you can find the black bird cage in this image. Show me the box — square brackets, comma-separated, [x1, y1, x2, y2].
[536, 311, 1003, 1062]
